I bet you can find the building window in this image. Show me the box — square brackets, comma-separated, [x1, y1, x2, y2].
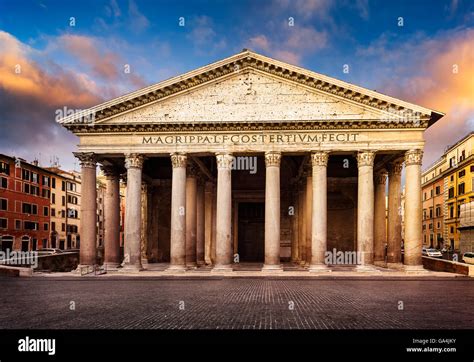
[448, 187, 454, 198]
[52, 177, 56, 189]
[42, 189, 50, 198]
[0, 161, 10, 175]
[51, 208, 56, 217]
[31, 172, 38, 184]
[62, 196, 65, 206]
[22, 169, 30, 180]
[42, 176, 50, 187]
[62, 181, 65, 191]
[423, 192, 427, 201]
[459, 170, 466, 178]
[460, 150, 465, 162]
[429, 223, 433, 230]
[430, 189, 433, 198]
[458, 183, 465, 195]
[22, 203, 37, 215]
[44, 223, 49, 231]
[450, 175, 454, 181]
[61, 223, 65, 232]
[435, 206, 441, 217]
[0, 198, 7, 211]
[435, 186, 440, 195]
[437, 222, 441, 228]
[423, 209, 427, 219]
[43, 206, 49, 216]
[429, 208, 433, 218]
[471, 165, 474, 172]
[52, 193, 55, 204]
[51, 222, 56, 231]
[0, 177, 7, 189]
[450, 206, 454, 218]
[24, 221, 38, 230]
[66, 182, 76, 192]
[450, 226, 454, 233]
[0, 218, 7, 229]
[15, 219, 21, 230]
[23, 183, 30, 194]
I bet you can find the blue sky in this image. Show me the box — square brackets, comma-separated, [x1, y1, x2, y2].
[0, 0, 473, 169]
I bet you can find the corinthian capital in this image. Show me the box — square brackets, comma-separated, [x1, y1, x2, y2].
[405, 149, 423, 166]
[374, 171, 388, 185]
[73, 152, 96, 169]
[311, 151, 329, 167]
[124, 153, 144, 169]
[265, 151, 281, 167]
[171, 153, 187, 168]
[216, 153, 234, 169]
[388, 159, 404, 176]
[357, 151, 375, 167]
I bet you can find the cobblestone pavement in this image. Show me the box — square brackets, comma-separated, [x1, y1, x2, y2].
[1, 277, 472, 329]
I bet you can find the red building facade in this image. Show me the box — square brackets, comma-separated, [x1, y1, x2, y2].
[0, 154, 53, 251]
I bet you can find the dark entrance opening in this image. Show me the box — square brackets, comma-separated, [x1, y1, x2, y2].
[238, 202, 264, 262]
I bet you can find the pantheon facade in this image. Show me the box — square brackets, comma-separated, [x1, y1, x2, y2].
[59, 50, 444, 273]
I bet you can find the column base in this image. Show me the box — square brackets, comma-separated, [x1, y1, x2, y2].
[119, 264, 144, 273]
[386, 262, 404, 270]
[355, 264, 380, 272]
[103, 262, 120, 270]
[165, 264, 187, 273]
[373, 260, 387, 268]
[404, 264, 429, 273]
[308, 263, 332, 273]
[211, 265, 233, 273]
[261, 264, 283, 272]
[73, 264, 95, 275]
[186, 262, 198, 270]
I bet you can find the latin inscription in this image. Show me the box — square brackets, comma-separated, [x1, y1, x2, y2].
[142, 133, 358, 145]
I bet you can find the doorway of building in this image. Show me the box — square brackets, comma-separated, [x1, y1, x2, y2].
[237, 202, 264, 262]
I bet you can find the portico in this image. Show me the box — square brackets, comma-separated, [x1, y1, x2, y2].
[59, 50, 443, 273]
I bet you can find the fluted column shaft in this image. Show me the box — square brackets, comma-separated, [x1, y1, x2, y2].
[298, 184, 306, 265]
[305, 174, 312, 266]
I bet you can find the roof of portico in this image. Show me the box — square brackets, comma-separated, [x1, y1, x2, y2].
[58, 49, 444, 132]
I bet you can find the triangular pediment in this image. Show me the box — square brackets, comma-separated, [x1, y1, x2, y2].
[59, 50, 443, 130]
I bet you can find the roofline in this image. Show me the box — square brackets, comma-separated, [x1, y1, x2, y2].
[0, 154, 60, 176]
[444, 131, 474, 154]
[57, 49, 445, 125]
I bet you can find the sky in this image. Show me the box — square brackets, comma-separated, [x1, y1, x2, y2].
[0, 0, 473, 171]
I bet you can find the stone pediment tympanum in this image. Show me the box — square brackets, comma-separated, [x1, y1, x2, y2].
[58, 49, 443, 132]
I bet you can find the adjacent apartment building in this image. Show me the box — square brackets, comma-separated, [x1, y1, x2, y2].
[422, 132, 474, 251]
[0, 155, 53, 251]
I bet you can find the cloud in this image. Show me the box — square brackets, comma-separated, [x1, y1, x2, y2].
[186, 16, 227, 55]
[247, 24, 327, 64]
[273, 0, 333, 20]
[354, 28, 474, 167]
[128, 0, 150, 33]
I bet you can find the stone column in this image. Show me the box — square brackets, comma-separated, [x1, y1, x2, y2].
[387, 160, 403, 268]
[102, 165, 121, 269]
[212, 153, 233, 272]
[123, 153, 144, 272]
[185, 164, 198, 268]
[167, 153, 187, 271]
[305, 172, 312, 267]
[373, 170, 388, 266]
[291, 182, 299, 263]
[204, 181, 214, 264]
[74, 152, 97, 267]
[356, 151, 375, 270]
[298, 181, 306, 266]
[263, 151, 282, 271]
[196, 180, 205, 266]
[404, 149, 425, 271]
[309, 152, 331, 272]
[211, 186, 217, 263]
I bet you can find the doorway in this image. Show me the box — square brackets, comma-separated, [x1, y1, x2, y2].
[237, 202, 264, 262]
